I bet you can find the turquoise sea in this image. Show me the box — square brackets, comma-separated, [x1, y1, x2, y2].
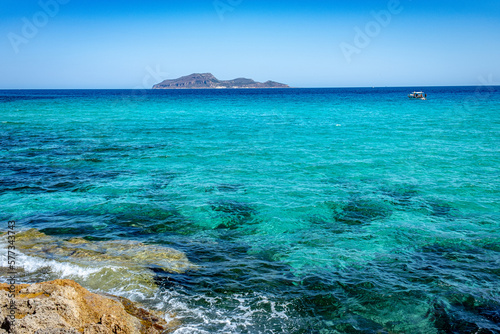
[1, 87, 499, 333]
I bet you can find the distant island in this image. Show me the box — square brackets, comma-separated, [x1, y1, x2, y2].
[152, 73, 290, 89]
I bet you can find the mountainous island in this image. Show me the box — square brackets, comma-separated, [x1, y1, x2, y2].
[152, 73, 290, 89]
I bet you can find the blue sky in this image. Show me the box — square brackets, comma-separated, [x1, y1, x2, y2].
[1, 0, 499, 88]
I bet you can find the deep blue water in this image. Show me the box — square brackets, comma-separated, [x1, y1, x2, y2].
[1, 87, 499, 333]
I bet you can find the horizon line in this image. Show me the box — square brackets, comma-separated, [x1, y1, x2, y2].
[1, 85, 499, 90]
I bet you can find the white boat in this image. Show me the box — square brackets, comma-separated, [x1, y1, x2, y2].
[408, 91, 426, 100]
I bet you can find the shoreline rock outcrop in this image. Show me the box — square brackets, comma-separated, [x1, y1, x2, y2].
[14, 229, 196, 274]
[5, 229, 197, 296]
[0, 279, 179, 334]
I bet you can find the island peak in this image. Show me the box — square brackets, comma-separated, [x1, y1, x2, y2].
[152, 73, 289, 89]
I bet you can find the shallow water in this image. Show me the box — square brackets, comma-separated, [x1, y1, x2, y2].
[1, 87, 499, 333]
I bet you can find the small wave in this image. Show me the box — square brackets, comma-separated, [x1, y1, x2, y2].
[159, 289, 294, 334]
[14, 249, 103, 278]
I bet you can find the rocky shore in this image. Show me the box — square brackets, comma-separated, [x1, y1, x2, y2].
[4, 229, 197, 296]
[0, 279, 179, 334]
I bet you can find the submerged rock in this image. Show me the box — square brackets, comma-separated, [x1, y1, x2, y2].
[429, 300, 499, 334]
[380, 184, 420, 206]
[334, 198, 392, 225]
[104, 203, 185, 229]
[427, 200, 455, 218]
[0, 279, 179, 333]
[14, 229, 196, 274]
[216, 184, 245, 193]
[210, 200, 257, 229]
[2, 229, 197, 295]
[333, 316, 389, 334]
[0, 163, 120, 195]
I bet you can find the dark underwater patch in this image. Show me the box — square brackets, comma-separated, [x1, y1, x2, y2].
[97, 203, 204, 237]
[204, 183, 245, 193]
[25, 203, 199, 240]
[292, 276, 345, 320]
[332, 317, 389, 334]
[0, 163, 122, 194]
[71, 184, 96, 193]
[380, 184, 420, 207]
[153, 240, 297, 296]
[82, 158, 103, 163]
[306, 214, 347, 234]
[92, 145, 130, 153]
[420, 243, 483, 263]
[416, 241, 500, 283]
[216, 183, 245, 192]
[151, 172, 178, 190]
[82, 235, 112, 242]
[107, 203, 184, 229]
[40, 227, 93, 236]
[430, 299, 500, 334]
[333, 197, 392, 225]
[21, 213, 113, 241]
[427, 199, 455, 218]
[210, 200, 257, 229]
[400, 242, 500, 332]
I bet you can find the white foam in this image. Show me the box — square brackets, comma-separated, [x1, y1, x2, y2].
[106, 284, 150, 301]
[18, 252, 102, 278]
[0, 238, 122, 284]
[157, 289, 294, 334]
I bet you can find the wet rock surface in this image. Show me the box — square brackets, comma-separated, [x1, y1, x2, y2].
[15, 229, 196, 274]
[0, 279, 179, 334]
[1, 229, 198, 296]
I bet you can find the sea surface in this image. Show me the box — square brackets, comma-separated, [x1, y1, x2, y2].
[1, 87, 499, 333]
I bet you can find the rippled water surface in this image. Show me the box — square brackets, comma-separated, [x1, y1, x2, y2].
[1, 88, 499, 333]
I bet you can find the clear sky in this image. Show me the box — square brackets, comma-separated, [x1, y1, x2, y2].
[1, 0, 499, 88]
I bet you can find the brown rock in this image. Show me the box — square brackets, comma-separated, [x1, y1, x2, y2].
[0, 279, 179, 334]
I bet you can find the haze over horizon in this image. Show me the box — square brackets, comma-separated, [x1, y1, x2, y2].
[1, 0, 499, 89]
